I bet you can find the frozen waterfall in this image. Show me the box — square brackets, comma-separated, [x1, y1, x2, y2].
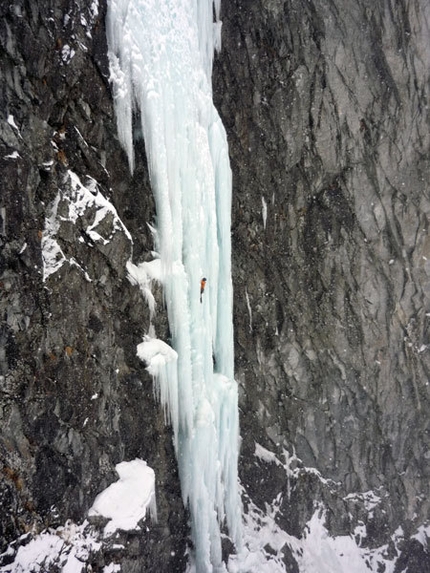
[106, 0, 242, 570]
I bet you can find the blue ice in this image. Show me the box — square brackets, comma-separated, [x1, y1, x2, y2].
[106, 1, 242, 570]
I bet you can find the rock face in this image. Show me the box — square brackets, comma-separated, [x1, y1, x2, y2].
[0, 1, 187, 571]
[214, 0, 430, 566]
[1, 0, 430, 571]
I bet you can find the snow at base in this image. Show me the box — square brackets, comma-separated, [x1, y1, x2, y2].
[1, 460, 156, 573]
[0, 521, 102, 573]
[225, 445, 427, 573]
[228, 498, 408, 573]
[88, 459, 157, 536]
[1, 446, 427, 572]
[106, 0, 242, 570]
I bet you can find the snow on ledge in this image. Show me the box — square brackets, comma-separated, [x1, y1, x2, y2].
[88, 459, 157, 537]
[254, 442, 283, 466]
[137, 335, 177, 372]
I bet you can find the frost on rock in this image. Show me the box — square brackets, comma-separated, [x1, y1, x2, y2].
[106, 0, 242, 570]
[88, 459, 157, 537]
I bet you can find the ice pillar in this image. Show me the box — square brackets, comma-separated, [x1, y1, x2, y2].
[106, 0, 242, 570]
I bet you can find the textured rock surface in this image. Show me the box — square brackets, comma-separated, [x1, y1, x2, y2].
[214, 0, 430, 566]
[0, 1, 187, 571]
[1, 0, 430, 571]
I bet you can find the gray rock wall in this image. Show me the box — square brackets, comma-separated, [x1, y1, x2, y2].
[214, 0, 430, 560]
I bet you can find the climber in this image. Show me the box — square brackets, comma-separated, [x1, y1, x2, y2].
[200, 277, 207, 303]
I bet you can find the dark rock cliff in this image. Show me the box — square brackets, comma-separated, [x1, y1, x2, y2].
[1, 0, 429, 571]
[0, 1, 187, 571]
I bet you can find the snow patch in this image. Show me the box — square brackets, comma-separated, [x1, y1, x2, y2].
[1, 460, 157, 571]
[88, 459, 157, 537]
[61, 44, 76, 64]
[411, 523, 430, 546]
[228, 492, 291, 573]
[42, 170, 131, 281]
[344, 490, 383, 517]
[7, 115, 19, 131]
[233, 444, 414, 572]
[0, 521, 101, 573]
[90, 1, 99, 19]
[254, 442, 282, 465]
[230, 497, 409, 573]
[261, 196, 267, 229]
[245, 289, 253, 333]
[103, 564, 121, 573]
[42, 192, 68, 281]
[4, 151, 20, 159]
[67, 171, 131, 242]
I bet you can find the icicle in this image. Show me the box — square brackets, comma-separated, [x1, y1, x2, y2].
[106, 0, 242, 569]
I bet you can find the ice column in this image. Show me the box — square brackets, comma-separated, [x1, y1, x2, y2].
[106, 0, 242, 570]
